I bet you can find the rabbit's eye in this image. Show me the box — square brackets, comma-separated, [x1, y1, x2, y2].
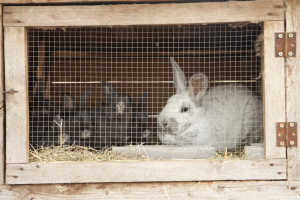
[43, 109, 48, 115]
[181, 107, 189, 113]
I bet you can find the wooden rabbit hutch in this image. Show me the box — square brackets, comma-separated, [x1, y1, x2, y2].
[1, 0, 300, 199]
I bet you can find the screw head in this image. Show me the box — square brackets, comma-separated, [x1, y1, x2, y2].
[278, 34, 283, 38]
[290, 123, 295, 127]
[280, 123, 284, 128]
[280, 141, 285, 146]
[290, 141, 295, 146]
[289, 52, 294, 57]
[289, 33, 294, 38]
[278, 52, 283, 57]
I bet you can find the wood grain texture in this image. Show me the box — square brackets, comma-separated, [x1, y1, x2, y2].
[0, 181, 299, 199]
[0, 5, 4, 185]
[6, 158, 286, 184]
[0, 0, 192, 3]
[3, 0, 284, 27]
[286, 0, 300, 181]
[4, 27, 29, 164]
[262, 21, 286, 159]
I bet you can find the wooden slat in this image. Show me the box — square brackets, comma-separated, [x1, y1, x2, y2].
[286, 0, 300, 181]
[3, 1, 284, 27]
[1, 181, 300, 200]
[4, 27, 29, 164]
[0, 0, 190, 3]
[0, 5, 4, 185]
[262, 21, 285, 158]
[6, 158, 286, 184]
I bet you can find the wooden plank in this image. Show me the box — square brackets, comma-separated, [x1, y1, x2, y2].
[0, 0, 190, 4]
[3, 1, 284, 27]
[286, 0, 300, 181]
[262, 21, 286, 158]
[6, 158, 286, 184]
[0, 5, 4, 185]
[4, 27, 29, 164]
[1, 181, 299, 199]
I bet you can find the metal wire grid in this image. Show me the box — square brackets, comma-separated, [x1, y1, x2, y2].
[27, 24, 262, 157]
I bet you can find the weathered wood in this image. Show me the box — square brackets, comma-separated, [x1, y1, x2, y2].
[262, 21, 286, 159]
[1, 181, 299, 199]
[286, 0, 300, 181]
[0, 5, 4, 185]
[6, 158, 286, 184]
[3, 1, 284, 27]
[0, 0, 190, 3]
[4, 27, 29, 164]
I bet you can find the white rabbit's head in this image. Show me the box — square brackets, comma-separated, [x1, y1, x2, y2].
[157, 57, 209, 143]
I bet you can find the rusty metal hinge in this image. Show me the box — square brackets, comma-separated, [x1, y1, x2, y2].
[276, 122, 297, 147]
[275, 32, 296, 58]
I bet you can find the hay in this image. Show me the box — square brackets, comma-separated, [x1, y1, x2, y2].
[215, 147, 246, 159]
[29, 143, 151, 163]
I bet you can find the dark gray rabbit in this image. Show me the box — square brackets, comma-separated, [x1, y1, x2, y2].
[55, 92, 79, 118]
[94, 81, 133, 147]
[29, 78, 56, 147]
[129, 91, 151, 145]
[75, 89, 96, 146]
[39, 116, 71, 146]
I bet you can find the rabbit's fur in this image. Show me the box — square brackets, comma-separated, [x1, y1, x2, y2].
[29, 78, 56, 146]
[75, 89, 96, 144]
[55, 92, 79, 118]
[40, 117, 71, 146]
[157, 57, 263, 150]
[130, 91, 151, 145]
[94, 81, 133, 147]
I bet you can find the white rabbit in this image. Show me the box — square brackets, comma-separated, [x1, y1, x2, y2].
[157, 57, 263, 150]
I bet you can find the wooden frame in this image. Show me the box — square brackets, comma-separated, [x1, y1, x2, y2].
[0, 0, 198, 4]
[286, 0, 300, 182]
[3, 1, 283, 27]
[0, 5, 4, 185]
[3, 0, 288, 185]
[1, 181, 300, 199]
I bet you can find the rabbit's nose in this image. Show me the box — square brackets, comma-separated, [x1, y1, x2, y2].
[159, 119, 168, 128]
[117, 102, 125, 113]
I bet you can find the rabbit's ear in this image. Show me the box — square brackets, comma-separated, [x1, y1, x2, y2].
[138, 91, 148, 108]
[101, 80, 116, 101]
[188, 73, 209, 105]
[80, 89, 90, 108]
[61, 92, 76, 110]
[36, 78, 46, 100]
[170, 57, 188, 94]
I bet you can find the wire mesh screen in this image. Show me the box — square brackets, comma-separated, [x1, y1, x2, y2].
[28, 24, 263, 159]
